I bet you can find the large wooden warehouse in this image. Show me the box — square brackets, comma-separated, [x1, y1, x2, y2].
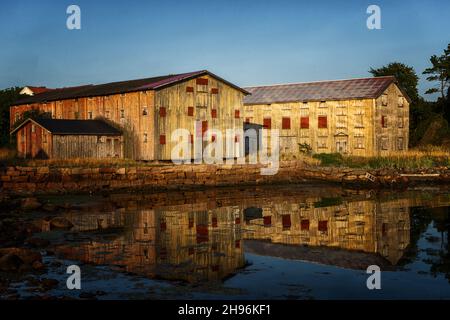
[243, 76, 410, 157]
[10, 70, 249, 160]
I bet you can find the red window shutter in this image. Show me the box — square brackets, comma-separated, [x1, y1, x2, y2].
[381, 116, 387, 127]
[211, 134, 216, 142]
[263, 118, 271, 129]
[196, 78, 209, 85]
[190, 134, 194, 144]
[318, 116, 327, 128]
[159, 135, 166, 145]
[263, 216, 272, 226]
[234, 110, 240, 119]
[235, 217, 241, 225]
[318, 220, 328, 232]
[300, 117, 309, 129]
[211, 109, 217, 118]
[211, 88, 219, 94]
[301, 219, 310, 231]
[159, 107, 166, 117]
[212, 217, 218, 228]
[282, 117, 291, 129]
[245, 117, 251, 124]
[282, 215, 291, 229]
[188, 106, 194, 116]
[235, 135, 239, 143]
[186, 86, 194, 93]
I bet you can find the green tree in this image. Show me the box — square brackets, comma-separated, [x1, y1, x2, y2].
[423, 43, 450, 100]
[369, 62, 419, 103]
[0, 87, 21, 147]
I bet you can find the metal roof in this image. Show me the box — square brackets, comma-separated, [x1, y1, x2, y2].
[243, 76, 407, 105]
[10, 118, 122, 136]
[12, 70, 249, 105]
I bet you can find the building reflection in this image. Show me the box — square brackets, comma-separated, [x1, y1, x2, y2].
[51, 188, 426, 283]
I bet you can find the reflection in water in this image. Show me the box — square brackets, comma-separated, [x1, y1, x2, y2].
[47, 186, 450, 284]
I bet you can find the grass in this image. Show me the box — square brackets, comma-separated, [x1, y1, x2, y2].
[312, 147, 450, 169]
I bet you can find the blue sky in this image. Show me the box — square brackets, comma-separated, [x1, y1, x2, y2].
[0, 0, 449, 100]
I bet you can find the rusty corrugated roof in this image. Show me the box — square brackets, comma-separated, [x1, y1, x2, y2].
[12, 70, 249, 105]
[244, 76, 403, 105]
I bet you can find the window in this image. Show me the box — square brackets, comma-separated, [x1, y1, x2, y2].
[31, 124, 35, 133]
[142, 107, 148, 116]
[88, 111, 93, 119]
[318, 221, 328, 232]
[263, 216, 272, 227]
[355, 114, 364, 128]
[317, 139, 327, 149]
[318, 116, 327, 128]
[263, 118, 271, 129]
[42, 133, 47, 144]
[319, 101, 327, 108]
[397, 137, 404, 150]
[105, 110, 110, 119]
[159, 107, 166, 117]
[301, 219, 310, 231]
[15, 113, 20, 123]
[186, 86, 194, 93]
[381, 116, 388, 128]
[282, 215, 291, 230]
[282, 117, 291, 129]
[159, 135, 166, 145]
[382, 94, 388, 106]
[398, 116, 404, 128]
[355, 135, 365, 149]
[211, 109, 217, 118]
[234, 110, 240, 119]
[143, 133, 148, 143]
[120, 109, 125, 119]
[196, 78, 208, 92]
[300, 116, 309, 129]
[188, 106, 194, 116]
[211, 88, 219, 94]
[398, 96, 404, 107]
[380, 137, 389, 150]
[336, 115, 346, 128]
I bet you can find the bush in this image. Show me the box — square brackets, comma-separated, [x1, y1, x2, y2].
[312, 153, 344, 166]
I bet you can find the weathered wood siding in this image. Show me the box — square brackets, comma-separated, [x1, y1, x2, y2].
[15, 122, 52, 158]
[154, 75, 245, 161]
[243, 83, 409, 157]
[52, 135, 123, 159]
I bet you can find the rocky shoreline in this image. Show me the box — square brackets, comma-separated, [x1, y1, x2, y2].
[1, 161, 450, 196]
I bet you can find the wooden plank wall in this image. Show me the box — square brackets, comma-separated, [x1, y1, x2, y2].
[52, 135, 123, 159]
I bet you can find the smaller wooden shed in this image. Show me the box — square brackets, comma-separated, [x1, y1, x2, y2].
[11, 118, 123, 159]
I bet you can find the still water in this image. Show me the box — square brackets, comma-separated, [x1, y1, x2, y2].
[9, 184, 450, 299]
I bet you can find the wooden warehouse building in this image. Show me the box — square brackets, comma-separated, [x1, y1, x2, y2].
[243, 76, 410, 157]
[11, 118, 123, 159]
[10, 70, 249, 160]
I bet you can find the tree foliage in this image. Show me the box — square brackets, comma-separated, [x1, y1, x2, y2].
[423, 43, 450, 99]
[0, 87, 21, 147]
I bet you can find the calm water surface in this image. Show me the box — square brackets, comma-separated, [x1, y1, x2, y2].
[5, 185, 450, 299]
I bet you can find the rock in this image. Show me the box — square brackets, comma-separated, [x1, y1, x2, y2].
[50, 217, 74, 230]
[20, 197, 42, 211]
[0, 254, 24, 271]
[26, 237, 50, 248]
[32, 260, 46, 271]
[0, 248, 42, 265]
[40, 278, 58, 289]
[42, 203, 57, 212]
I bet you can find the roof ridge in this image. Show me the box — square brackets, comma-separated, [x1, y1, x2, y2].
[244, 76, 395, 89]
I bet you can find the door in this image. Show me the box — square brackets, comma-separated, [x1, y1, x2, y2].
[336, 140, 348, 153]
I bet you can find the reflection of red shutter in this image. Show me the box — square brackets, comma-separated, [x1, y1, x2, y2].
[187, 106, 194, 116]
[235, 110, 240, 118]
[318, 116, 327, 128]
[300, 117, 309, 129]
[282, 215, 291, 229]
[263, 216, 272, 226]
[188, 247, 194, 255]
[282, 117, 291, 129]
[159, 107, 166, 117]
[301, 219, 310, 230]
[190, 134, 194, 144]
[235, 217, 241, 225]
[196, 78, 209, 85]
[159, 135, 166, 145]
[202, 121, 208, 137]
[160, 221, 167, 231]
[381, 116, 386, 127]
[211, 88, 219, 94]
[235, 240, 241, 248]
[211, 109, 217, 118]
[263, 118, 271, 129]
[211, 265, 219, 272]
[212, 217, 217, 228]
[186, 86, 194, 93]
[196, 225, 209, 243]
[188, 217, 194, 228]
[318, 220, 328, 232]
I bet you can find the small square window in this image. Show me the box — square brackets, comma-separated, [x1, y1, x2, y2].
[88, 111, 93, 119]
[159, 107, 166, 117]
[142, 107, 148, 116]
[120, 109, 125, 118]
[143, 133, 148, 143]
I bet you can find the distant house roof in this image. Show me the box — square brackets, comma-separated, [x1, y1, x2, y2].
[10, 118, 122, 136]
[20, 86, 54, 95]
[12, 70, 249, 105]
[243, 76, 410, 105]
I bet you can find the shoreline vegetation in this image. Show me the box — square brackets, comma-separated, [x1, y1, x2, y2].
[1, 146, 450, 170]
